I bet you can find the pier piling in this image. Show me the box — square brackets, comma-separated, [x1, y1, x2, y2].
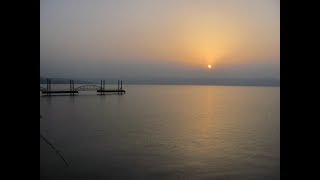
[118, 80, 120, 94]
[120, 80, 123, 94]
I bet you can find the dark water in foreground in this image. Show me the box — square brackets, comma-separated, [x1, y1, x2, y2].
[40, 85, 280, 180]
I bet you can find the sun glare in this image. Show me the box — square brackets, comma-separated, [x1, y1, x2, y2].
[208, 64, 212, 69]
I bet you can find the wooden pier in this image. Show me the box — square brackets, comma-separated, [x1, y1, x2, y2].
[97, 80, 125, 95]
[41, 79, 126, 96]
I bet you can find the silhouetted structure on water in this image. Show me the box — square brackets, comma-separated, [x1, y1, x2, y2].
[41, 78, 126, 96]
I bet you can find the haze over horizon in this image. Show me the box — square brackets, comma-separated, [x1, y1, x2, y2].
[41, 0, 279, 82]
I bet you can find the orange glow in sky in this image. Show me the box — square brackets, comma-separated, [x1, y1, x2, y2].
[41, 0, 279, 78]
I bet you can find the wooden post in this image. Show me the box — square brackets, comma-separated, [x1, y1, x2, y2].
[120, 80, 122, 94]
[48, 79, 51, 96]
[72, 80, 74, 96]
[118, 80, 120, 94]
[46, 78, 49, 96]
[49, 79, 51, 96]
[100, 80, 102, 95]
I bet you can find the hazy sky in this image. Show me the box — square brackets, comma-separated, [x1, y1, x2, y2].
[41, 0, 279, 80]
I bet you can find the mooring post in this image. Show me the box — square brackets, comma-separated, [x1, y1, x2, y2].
[46, 78, 49, 96]
[100, 80, 102, 95]
[49, 79, 51, 96]
[48, 79, 51, 96]
[118, 80, 120, 94]
[72, 80, 75, 96]
[120, 80, 123, 94]
[103, 80, 105, 95]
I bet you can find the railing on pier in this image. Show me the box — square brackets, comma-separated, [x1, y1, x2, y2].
[40, 79, 126, 96]
[40, 86, 47, 91]
[74, 85, 101, 91]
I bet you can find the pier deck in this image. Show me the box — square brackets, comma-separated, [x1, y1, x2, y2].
[97, 89, 126, 93]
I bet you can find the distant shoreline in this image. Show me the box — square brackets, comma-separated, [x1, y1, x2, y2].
[40, 77, 279, 87]
[40, 82, 279, 87]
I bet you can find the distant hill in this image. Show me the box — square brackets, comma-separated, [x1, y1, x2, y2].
[40, 76, 279, 87]
[40, 77, 96, 84]
[123, 77, 280, 87]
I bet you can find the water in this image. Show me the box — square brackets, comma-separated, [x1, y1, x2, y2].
[40, 85, 280, 180]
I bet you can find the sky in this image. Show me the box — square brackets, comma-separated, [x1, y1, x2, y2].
[40, 0, 280, 80]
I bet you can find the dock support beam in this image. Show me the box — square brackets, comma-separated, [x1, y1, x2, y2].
[72, 80, 75, 96]
[118, 80, 120, 94]
[46, 78, 51, 96]
[47, 79, 49, 96]
[70, 80, 72, 95]
[100, 80, 103, 95]
[120, 80, 123, 94]
[103, 80, 105, 95]
[70, 80, 75, 96]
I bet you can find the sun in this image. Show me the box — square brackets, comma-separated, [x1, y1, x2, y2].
[208, 64, 212, 69]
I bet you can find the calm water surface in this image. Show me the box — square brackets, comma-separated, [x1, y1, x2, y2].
[40, 85, 280, 180]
